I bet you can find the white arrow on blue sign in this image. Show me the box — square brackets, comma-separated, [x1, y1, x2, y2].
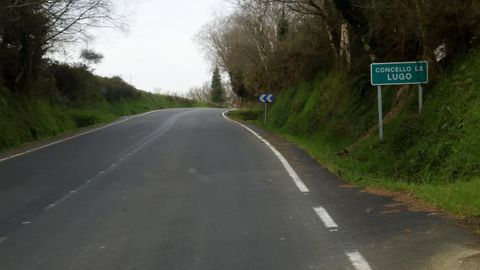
[259, 94, 275, 103]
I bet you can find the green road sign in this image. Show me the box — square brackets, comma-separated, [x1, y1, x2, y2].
[371, 61, 428, 86]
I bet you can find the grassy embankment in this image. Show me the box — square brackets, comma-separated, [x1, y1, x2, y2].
[230, 53, 480, 224]
[0, 73, 208, 152]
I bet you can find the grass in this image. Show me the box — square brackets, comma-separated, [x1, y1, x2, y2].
[281, 132, 480, 218]
[229, 53, 480, 220]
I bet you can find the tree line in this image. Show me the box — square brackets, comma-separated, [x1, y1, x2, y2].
[197, 0, 480, 101]
[185, 66, 239, 107]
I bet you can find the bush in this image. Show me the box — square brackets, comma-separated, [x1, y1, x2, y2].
[51, 64, 103, 105]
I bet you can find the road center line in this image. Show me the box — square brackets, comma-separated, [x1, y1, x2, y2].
[313, 207, 339, 229]
[43, 110, 198, 211]
[346, 251, 372, 270]
[222, 111, 309, 193]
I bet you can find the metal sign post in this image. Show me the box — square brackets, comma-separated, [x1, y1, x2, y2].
[259, 94, 275, 126]
[418, 84, 423, 114]
[377, 86, 384, 141]
[370, 61, 429, 141]
[264, 103, 267, 125]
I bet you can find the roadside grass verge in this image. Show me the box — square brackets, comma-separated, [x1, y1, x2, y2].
[231, 111, 480, 224]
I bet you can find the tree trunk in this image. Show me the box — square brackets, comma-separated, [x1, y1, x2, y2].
[339, 21, 351, 69]
[332, 0, 377, 62]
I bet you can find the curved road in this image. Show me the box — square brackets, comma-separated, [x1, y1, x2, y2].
[0, 108, 478, 269]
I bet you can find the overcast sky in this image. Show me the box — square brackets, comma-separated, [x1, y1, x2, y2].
[77, 0, 230, 95]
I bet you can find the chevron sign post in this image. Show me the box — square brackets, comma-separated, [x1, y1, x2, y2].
[258, 94, 275, 125]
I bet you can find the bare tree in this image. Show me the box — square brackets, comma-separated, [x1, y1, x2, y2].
[42, 0, 125, 46]
[3, 0, 124, 45]
[186, 82, 211, 103]
[197, 0, 480, 102]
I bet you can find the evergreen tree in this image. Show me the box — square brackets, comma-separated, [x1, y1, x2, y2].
[210, 66, 225, 104]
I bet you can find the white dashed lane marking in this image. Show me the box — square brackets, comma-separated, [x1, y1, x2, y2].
[41, 109, 200, 212]
[313, 207, 339, 229]
[346, 251, 373, 270]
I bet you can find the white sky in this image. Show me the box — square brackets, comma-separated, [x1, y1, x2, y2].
[80, 0, 230, 95]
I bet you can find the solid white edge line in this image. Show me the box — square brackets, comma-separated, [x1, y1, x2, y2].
[222, 111, 309, 193]
[0, 109, 166, 163]
[313, 207, 339, 228]
[346, 251, 372, 270]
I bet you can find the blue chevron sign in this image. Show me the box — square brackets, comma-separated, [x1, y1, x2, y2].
[258, 94, 275, 103]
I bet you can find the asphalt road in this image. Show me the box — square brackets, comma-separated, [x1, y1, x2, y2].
[0, 108, 478, 270]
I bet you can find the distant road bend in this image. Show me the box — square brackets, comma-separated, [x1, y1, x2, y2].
[0, 108, 478, 270]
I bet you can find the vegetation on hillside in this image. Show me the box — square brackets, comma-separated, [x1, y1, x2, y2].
[231, 52, 480, 219]
[0, 64, 204, 152]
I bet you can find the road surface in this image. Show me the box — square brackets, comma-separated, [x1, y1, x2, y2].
[0, 108, 478, 270]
